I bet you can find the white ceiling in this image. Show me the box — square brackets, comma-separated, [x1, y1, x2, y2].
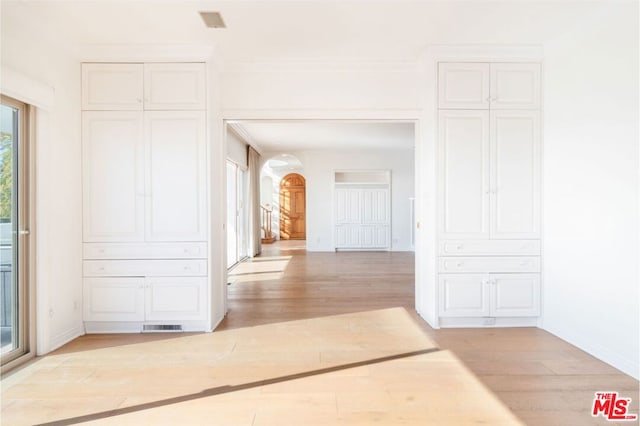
[233, 121, 415, 152]
[1, 1, 605, 63]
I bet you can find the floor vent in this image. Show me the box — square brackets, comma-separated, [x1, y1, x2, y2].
[143, 324, 183, 332]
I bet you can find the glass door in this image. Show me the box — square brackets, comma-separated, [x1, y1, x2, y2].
[0, 95, 30, 366]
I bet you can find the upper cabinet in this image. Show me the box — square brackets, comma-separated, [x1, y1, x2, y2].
[144, 63, 206, 110]
[438, 63, 490, 110]
[439, 62, 540, 110]
[82, 63, 206, 111]
[82, 63, 144, 110]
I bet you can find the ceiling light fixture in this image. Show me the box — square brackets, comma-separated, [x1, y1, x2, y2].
[199, 11, 226, 29]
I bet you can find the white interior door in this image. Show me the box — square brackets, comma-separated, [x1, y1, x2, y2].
[490, 110, 541, 239]
[82, 111, 144, 242]
[226, 161, 238, 268]
[145, 111, 207, 242]
[438, 110, 490, 239]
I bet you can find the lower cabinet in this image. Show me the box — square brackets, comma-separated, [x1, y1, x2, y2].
[439, 273, 540, 318]
[84, 276, 207, 323]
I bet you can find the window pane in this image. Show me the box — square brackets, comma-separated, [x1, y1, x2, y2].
[0, 103, 18, 355]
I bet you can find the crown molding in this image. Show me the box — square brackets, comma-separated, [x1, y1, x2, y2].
[226, 122, 263, 155]
[78, 44, 217, 63]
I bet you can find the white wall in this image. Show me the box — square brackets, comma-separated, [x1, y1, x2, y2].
[1, 8, 84, 353]
[542, 3, 639, 379]
[263, 149, 415, 252]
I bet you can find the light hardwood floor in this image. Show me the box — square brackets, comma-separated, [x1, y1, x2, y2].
[223, 241, 639, 426]
[1, 241, 637, 425]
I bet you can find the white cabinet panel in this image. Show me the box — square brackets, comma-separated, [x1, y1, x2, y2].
[83, 242, 207, 260]
[145, 111, 207, 241]
[362, 189, 389, 224]
[145, 277, 207, 321]
[490, 63, 541, 109]
[439, 110, 490, 239]
[84, 259, 207, 277]
[335, 225, 360, 248]
[82, 111, 145, 242]
[144, 63, 206, 110]
[335, 188, 361, 223]
[439, 256, 540, 273]
[439, 274, 489, 317]
[440, 240, 540, 256]
[439, 273, 540, 318]
[82, 63, 143, 111]
[438, 63, 490, 109]
[491, 110, 541, 239]
[83, 278, 145, 321]
[491, 274, 540, 317]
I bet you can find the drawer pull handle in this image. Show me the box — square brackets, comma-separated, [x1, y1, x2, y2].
[456, 262, 464, 268]
[98, 267, 105, 271]
[456, 245, 463, 250]
[184, 266, 191, 271]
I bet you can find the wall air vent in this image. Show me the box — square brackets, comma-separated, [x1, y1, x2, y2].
[143, 324, 183, 332]
[199, 11, 226, 28]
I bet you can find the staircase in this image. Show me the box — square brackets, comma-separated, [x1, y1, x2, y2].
[261, 205, 276, 244]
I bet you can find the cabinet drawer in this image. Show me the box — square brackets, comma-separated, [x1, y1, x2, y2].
[440, 240, 540, 256]
[439, 256, 540, 273]
[84, 260, 207, 277]
[83, 242, 207, 260]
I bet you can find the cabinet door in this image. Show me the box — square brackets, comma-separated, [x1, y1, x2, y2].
[374, 225, 390, 249]
[362, 189, 389, 224]
[438, 63, 490, 109]
[83, 111, 145, 242]
[335, 188, 361, 224]
[439, 110, 490, 239]
[490, 63, 541, 109]
[335, 225, 360, 248]
[145, 277, 207, 321]
[490, 274, 540, 317]
[82, 63, 143, 111]
[439, 274, 490, 317]
[490, 110, 541, 239]
[144, 63, 206, 110]
[83, 278, 145, 321]
[145, 111, 207, 241]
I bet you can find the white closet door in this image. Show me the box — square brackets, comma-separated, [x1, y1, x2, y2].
[145, 111, 207, 241]
[335, 188, 361, 224]
[439, 274, 490, 317]
[490, 110, 541, 239]
[82, 63, 143, 111]
[362, 189, 389, 224]
[438, 63, 490, 109]
[144, 63, 206, 110]
[490, 274, 540, 317]
[439, 110, 490, 239]
[490, 63, 541, 109]
[82, 111, 144, 242]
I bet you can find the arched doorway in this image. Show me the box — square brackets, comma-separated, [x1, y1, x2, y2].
[279, 173, 306, 240]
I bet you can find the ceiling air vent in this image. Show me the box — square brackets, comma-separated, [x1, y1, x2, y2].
[199, 11, 226, 28]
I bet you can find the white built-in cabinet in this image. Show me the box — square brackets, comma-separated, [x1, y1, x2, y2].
[437, 62, 542, 327]
[81, 62, 209, 332]
[334, 171, 390, 250]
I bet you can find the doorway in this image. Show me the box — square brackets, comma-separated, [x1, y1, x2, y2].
[279, 173, 306, 240]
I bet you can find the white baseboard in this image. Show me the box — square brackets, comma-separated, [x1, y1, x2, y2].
[47, 324, 85, 354]
[543, 323, 639, 380]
